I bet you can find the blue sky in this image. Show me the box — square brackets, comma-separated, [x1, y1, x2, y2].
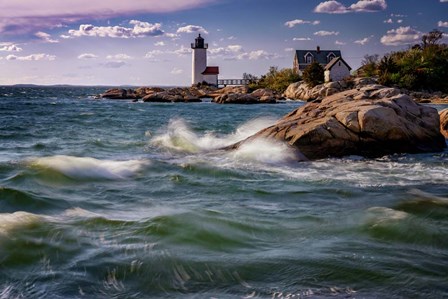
[0, 0, 446, 86]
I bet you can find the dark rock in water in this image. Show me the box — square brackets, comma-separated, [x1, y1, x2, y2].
[440, 109, 448, 139]
[142, 89, 201, 103]
[213, 93, 260, 104]
[228, 85, 446, 160]
[100, 88, 138, 99]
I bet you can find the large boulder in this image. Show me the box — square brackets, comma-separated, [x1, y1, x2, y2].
[440, 109, 448, 138]
[212, 93, 260, 104]
[100, 88, 138, 99]
[228, 85, 446, 160]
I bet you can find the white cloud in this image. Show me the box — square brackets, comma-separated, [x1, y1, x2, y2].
[293, 37, 312, 41]
[154, 41, 166, 46]
[314, 30, 339, 36]
[284, 19, 320, 28]
[171, 67, 183, 75]
[67, 20, 164, 38]
[144, 50, 164, 59]
[35, 31, 59, 43]
[380, 26, 421, 46]
[397, 19, 403, 24]
[335, 40, 347, 45]
[384, 18, 393, 24]
[315, 0, 387, 14]
[239, 50, 280, 60]
[438, 21, 448, 28]
[176, 25, 208, 34]
[106, 54, 132, 60]
[0, 42, 23, 52]
[284, 48, 295, 52]
[354, 36, 372, 45]
[77, 53, 98, 60]
[173, 46, 191, 56]
[6, 53, 56, 61]
[441, 0, 448, 2]
[209, 44, 244, 58]
[349, 0, 387, 12]
[0, 0, 213, 34]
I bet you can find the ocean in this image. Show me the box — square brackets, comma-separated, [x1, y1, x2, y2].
[0, 86, 447, 298]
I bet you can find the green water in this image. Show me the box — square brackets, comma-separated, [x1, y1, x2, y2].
[0, 86, 447, 298]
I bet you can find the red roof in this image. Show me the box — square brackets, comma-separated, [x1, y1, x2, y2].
[202, 66, 219, 75]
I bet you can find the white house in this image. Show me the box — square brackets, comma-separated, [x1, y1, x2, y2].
[324, 57, 352, 83]
[191, 34, 219, 86]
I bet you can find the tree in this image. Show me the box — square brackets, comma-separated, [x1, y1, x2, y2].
[359, 54, 379, 77]
[246, 67, 300, 93]
[302, 61, 324, 87]
[421, 29, 444, 49]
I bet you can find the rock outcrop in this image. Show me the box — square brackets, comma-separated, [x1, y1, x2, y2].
[228, 85, 446, 160]
[283, 77, 377, 102]
[142, 88, 202, 103]
[440, 109, 448, 138]
[100, 88, 139, 100]
[211, 88, 282, 104]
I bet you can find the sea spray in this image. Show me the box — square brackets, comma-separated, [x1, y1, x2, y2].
[30, 155, 150, 180]
[150, 117, 278, 153]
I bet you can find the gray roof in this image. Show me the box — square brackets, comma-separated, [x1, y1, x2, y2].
[295, 50, 341, 65]
[325, 56, 352, 71]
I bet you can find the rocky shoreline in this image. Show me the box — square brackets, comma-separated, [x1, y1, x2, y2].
[98, 85, 284, 104]
[98, 77, 448, 105]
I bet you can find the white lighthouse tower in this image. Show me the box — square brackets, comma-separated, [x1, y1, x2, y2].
[191, 34, 219, 86]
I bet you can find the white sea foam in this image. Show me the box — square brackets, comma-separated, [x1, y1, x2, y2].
[31, 155, 150, 180]
[230, 139, 300, 165]
[151, 117, 278, 153]
[0, 211, 43, 236]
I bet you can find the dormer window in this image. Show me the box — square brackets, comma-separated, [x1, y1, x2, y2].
[327, 52, 336, 63]
[305, 52, 314, 64]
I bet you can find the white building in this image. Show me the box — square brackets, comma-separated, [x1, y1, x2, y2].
[191, 34, 219, 86]
[324, 57, 352, 83]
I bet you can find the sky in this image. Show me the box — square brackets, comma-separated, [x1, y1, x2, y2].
[0, 0, 447, 86]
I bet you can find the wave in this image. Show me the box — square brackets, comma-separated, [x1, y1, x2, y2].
[0, 211, 43, 236]
[29, 155, 150, 180]
[150, 117, 278, 153]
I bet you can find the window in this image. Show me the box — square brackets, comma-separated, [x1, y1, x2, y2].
[327, 53, 336, 63]
[305, 54, 313, 64]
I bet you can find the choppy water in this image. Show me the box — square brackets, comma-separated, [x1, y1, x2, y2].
[1, 86, 448, 298]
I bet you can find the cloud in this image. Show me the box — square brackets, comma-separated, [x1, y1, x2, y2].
[284, 19, 320, 28]
[144, 50, 164, 59]
[101, 61, 127, 68]
[314, 0, 387, 14]
[284, 48, 295, 52]
[384, 19, 393, 24]
[335, 40, 347, 45]
[0, 42, 23, 52]
[154, 41, 166, 46]
[35, 31, 59, 43]
[0, 0, 213, 34]
[380, 26, 421, 46]
[171, 67, 183, 75]
[77, 53, 98, 59]
[176, 25, 208, 34]
[6, 53, 56, 61]
[354, 36, 372, 45]
[67, 20, 164, 38]
[438, 21, 448, 28]
[106, 54, 132, 60]
[314, 30, 339, 36]
[238, 50, 280, 61]
[349, 0, 387, 12]
[173, 46, 191, 56]
[441, 0, 448, 2]
[293, 37, 312, 41]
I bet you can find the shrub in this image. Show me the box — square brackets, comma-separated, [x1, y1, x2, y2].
[302, 61, 324, 87]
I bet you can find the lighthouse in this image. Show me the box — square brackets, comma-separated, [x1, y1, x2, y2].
[191, 34, 219, 86]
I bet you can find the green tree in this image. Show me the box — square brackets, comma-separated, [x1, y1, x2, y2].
[359, 54, 379, 77]
[246, 67, 300, 93]
[302, 61, 324, 87]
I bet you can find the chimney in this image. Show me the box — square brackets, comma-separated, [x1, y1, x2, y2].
[317, 46, 321, 53]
